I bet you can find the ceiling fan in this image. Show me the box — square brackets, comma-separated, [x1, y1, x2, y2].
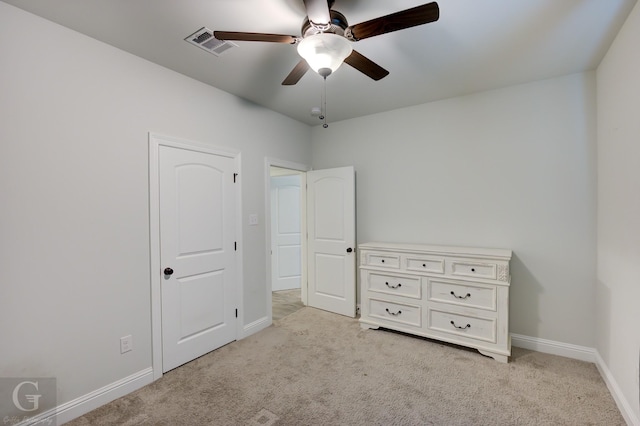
[214, 0, 439, 85]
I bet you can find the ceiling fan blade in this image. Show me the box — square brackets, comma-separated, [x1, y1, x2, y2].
[214, 31, 298, 44]
[346, 2, 439, 41]
[282, 60, 310, 85]
[303, 0, 331, 26]
[344, 50, 389, 81]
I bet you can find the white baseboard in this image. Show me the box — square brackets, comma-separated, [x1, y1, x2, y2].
[510, 333, 596, 362]
[511, 333, 639, 425]
[19, 367, 154, 426]
[594, 351, 640, 426]
[241, 315, 270, 339]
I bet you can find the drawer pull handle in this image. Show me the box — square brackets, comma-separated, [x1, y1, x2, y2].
[450, 321, 471, 330]
[381, 259, 385, 263]
[471, 268, 476, 272]
[422, 263, 426, 267]
[450, 291, 471, 299]
[385, 282, 402, 289]
[385, 308, 402, 316]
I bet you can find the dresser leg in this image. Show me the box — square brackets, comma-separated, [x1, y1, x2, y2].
[478, 349, 509, 363]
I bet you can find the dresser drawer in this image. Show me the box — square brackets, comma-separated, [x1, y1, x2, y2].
[368, 298, 421, 327]
[427, 279, 496, 311]
[364, 271, 421, 299]
[362, 251, 400, 269]
[449, 259, 497, 280]
[427, 309, 496, 343]
[405, 256, 444, 274]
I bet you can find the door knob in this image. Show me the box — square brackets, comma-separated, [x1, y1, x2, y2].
[164, 267, 174, 276]
[346, 247, 353, 253]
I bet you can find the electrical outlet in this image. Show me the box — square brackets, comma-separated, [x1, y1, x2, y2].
[120, 335, 133, 354]
[249, 214, 258, 225]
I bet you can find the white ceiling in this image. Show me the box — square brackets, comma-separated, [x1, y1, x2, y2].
[3, 0, 636, 125]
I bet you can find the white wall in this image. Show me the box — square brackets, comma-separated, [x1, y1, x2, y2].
[311, 72, 597, 347]
[0, 1, 310, 410]
[596, 1, 640, 422]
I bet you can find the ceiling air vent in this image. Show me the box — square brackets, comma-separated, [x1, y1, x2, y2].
[185, 27, 237, 56]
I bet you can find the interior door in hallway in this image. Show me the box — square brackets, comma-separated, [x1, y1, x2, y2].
[271, 174, 302, 291]
[307, 166, 356, 317]
[159, 144, 237, 372]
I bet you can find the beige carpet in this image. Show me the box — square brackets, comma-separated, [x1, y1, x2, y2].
[67, 307, 624, 425]
[272, 289, 304, 321]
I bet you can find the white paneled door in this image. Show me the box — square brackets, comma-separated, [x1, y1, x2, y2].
[159, 145, 237, 372]
[307, 166, 356, 317]
[271, 175, 302, 291]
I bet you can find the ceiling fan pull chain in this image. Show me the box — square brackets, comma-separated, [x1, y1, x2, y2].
[322, 76, 328, 128]
[318, 80, 325, 123]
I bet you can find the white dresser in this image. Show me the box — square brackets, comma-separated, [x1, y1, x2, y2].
[359, 242, 512, 362]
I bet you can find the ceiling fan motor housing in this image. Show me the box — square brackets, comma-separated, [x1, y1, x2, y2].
[302, 10, 349, 37]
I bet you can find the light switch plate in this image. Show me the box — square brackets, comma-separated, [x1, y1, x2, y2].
[120, 335, 132, 354]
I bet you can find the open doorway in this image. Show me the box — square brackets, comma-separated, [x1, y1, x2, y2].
[266, 160, 357, 323]
[268, 165, 306, 321]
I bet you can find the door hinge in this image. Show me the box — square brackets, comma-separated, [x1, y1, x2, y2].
[235, 308, 238, 318]
[234, 241, 237, 251]
[233, 173, 238, 183]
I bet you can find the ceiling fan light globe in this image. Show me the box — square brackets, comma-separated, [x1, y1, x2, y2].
[297, 33, 352, 76]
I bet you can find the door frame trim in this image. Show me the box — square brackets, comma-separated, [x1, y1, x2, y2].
[149, 132, 242, 380]
[264, 158, 311, 325]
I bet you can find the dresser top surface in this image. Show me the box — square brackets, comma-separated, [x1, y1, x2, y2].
[358, 242, 512, 260]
